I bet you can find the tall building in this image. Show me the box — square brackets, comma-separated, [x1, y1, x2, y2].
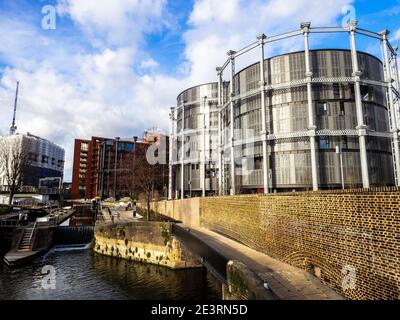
[71, 139, 90, 199]
[169, 22, 400, 198]
[71, 132, 169, 200]
[169, 83, 222, 198]
[0, 133, 65, 191]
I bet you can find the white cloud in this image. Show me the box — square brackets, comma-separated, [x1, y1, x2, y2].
[183, 0, 354, 84]
[57, 0, 166, 47]
[393, 28, 400, 41]
[139, 58, 159, 71]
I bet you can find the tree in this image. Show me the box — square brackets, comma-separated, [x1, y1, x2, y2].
[0, 137, 30, 205]
[134, 146, 166, 221]
[122, 142, 144, 204]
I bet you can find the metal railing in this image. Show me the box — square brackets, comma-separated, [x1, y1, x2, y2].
[28, 220, 37, 243]
[0, 219, 19, 227]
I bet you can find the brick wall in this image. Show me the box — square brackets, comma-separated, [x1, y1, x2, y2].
[141, 198, 201, 227]
[200, 188, 400, 300]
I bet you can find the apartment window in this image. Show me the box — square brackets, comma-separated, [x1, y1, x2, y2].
[333, 83, 340, 99]
[28, 152, 38, 162]
[361, 85, 373, 102]
[342, 136, 348, 150]
[42, 155, 48, 164]
[340, 102, 345, 116]
[319, 137, 329, 150]
[254, 157, 263, 170]
[317, 102, 329, 116]
[106, 140, 114, 149]
[81, 143, 88, 151]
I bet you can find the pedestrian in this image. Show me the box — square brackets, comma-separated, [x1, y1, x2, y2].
[133, 200, 137, 218]
[18, 212, 23, 226]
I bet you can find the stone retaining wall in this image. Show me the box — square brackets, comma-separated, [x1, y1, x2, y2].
[94, 222, 201, 269]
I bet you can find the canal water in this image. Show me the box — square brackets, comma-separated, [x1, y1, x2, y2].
[0, 247, 222, 300]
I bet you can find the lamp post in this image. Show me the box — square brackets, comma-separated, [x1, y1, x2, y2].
[336, 144, 345, 190]
[210, 162, 216, 195]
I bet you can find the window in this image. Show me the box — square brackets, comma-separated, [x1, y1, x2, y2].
[106, 140, 114, 149]
[350, 85, 355, 99]
[127, 143, 134, 152]
[333, 83, 340, 99]
[340, 102, 345, 116]
[342, 136, 348, 150]
[42, 155, 48, 164]
[361, 85, 373, 102]
[319, 137, 329, 150]
[28, 152, 38, 162]
[254, 157, 263, 170]
[81, 143, 88, 151]
[317, 102, 328, 116]
[118, 143, 125, 152]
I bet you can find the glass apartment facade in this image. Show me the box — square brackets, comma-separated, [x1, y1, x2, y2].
[171, 50, 394, 196]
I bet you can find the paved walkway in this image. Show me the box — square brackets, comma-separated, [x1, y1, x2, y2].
[185, 226, 344, 300]
[101, 207, 143, 223]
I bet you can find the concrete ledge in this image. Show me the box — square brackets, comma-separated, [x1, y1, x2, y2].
[224, 260, 276, 300]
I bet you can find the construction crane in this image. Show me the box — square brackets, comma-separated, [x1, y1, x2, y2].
[9, 81, 19, 135]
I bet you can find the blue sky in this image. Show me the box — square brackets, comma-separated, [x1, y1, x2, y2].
[0, 0, 399, 181]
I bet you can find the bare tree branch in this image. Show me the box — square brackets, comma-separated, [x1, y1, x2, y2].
[0, 137, 30, 205]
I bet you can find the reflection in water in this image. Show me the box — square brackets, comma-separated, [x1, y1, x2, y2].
[0, 248, 222, 300]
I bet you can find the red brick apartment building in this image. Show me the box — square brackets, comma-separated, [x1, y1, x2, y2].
[71, 132, 168, 200]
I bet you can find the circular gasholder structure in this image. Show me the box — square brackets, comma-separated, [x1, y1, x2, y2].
[169, 22, 400, 198]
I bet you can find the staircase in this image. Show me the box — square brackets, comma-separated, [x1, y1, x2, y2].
[18, 224, 36, 252]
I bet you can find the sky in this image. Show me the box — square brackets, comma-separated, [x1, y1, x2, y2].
[0, 0, 399, 182]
